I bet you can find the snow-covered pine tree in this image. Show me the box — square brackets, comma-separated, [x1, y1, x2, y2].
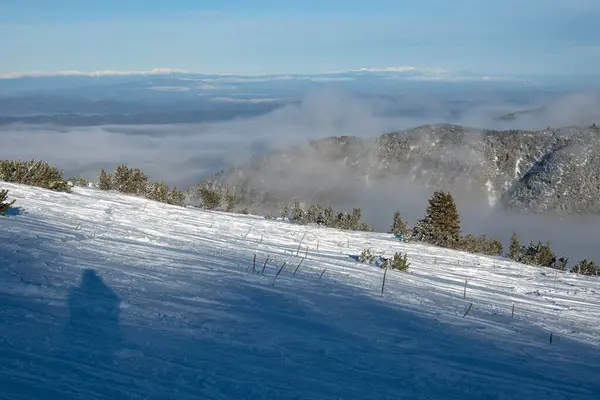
[417, 191, 461, 248]
[389, 209, 410, 237]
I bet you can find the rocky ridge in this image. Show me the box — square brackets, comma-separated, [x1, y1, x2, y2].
[190, 123, 600, 214]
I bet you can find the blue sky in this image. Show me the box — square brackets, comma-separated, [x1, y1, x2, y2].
[1, 0, 599, 76]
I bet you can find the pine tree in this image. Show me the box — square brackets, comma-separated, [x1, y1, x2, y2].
[323, 206, 334, 226]
[389, 209, 410, 236]
[0, 189, 15, 216]
[280, 204, 289, 219]
[349, 208, 363, 230]
[199, 186, 221, 210]
[536, 242, 556, 267]
[417, 191, 461, 248]
[167, 186, 185, 206]
[508, 231, 521, 261]
[98, 168, 112, 190]
[224, 191, 238, 212]
[290, 201, 304, 223]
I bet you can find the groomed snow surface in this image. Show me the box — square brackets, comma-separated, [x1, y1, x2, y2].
[1, 182, 600, 400]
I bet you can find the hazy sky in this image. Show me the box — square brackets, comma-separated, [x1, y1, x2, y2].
[2, 0, 599, 76]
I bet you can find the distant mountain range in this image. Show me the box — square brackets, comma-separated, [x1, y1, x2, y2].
[196, 123, 600, 215]
[0, 68, 555, 125]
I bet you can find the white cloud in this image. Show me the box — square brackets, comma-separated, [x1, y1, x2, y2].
[209, 97, 287, 104]
[0, 66, 517, 82]
[0, 68, 188, 79]
[148, 86, 191, 92]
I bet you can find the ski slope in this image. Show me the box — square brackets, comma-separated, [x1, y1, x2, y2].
[1, 182, 600, 400]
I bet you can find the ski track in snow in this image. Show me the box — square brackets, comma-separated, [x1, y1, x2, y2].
[1, 182, 600, 399]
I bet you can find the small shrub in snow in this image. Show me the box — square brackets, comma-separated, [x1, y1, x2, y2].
[239, 207, 249, 214]
[358, 248, 375, 264]
[384, 252, 410, 271]
[68, 175, 89, 187]
[0, 189, 15, 215]
[0, 159, 71, 192]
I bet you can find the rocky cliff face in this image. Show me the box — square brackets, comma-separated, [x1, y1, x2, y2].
[193, 123, 600, 214]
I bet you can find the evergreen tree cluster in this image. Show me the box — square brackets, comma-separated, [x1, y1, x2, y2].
[459, 234, 504, 256]
[187, 180, 241, 212]
[281, 201, 373, 232]
[572, 259, 600, 276]
[0, 159, 71, 192]
[507, 231, 598, 275]
[394, 191, 503, 255]
[98, 165, 185, 206]
[282, 201, 373, 232]
[0, 189, 15, 216]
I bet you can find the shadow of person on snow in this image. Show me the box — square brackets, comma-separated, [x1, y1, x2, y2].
[62, 269, 122, 366]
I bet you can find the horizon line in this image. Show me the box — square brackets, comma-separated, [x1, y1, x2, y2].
[0, 66, 523, 80]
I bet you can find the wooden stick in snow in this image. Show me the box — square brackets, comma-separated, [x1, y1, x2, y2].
[261, 255, 270, 274]
[319, 268, 327, 279]
[293, 258, 305, 275]
[463, 302, 473, 318]
[381, 266, 388, 297]
[272, 262, 287, 286]
[463, 280, 468, 299]
[296, 230, 308, 256]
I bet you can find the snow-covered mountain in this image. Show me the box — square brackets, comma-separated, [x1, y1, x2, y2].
[1, 182, 600, 399]
[202, 123, 600, 214]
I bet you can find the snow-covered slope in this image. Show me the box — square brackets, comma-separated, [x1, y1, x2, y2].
[1, 183, 600, 400]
